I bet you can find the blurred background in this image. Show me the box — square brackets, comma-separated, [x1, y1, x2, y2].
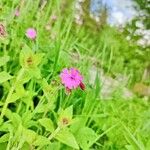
[68, 0, 150, 98]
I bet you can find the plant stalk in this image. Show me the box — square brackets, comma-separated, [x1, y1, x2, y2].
[0, 69, 25, 119]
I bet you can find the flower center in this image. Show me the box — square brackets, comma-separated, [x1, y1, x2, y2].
[62, 118, 69, 125]
[27, 57, 33, 65]
[70, 76, 75, 80]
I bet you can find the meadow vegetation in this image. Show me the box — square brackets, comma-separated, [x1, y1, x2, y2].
[0, 0, 149, 149]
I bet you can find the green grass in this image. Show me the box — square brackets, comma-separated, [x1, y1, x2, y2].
[0, 0, 150, 149]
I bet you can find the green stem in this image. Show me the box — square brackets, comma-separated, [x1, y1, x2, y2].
[16, 101, 22, 114]
[38, 127, 61, 150]
[3, 44, 7, 72]
[0, 69, 25, 119]
[48, 126, 61, 141]
[63, 94, 71, 108]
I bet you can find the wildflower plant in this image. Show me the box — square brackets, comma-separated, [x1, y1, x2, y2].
[26, 28, 37, 40]
[60, 68, 85, 93]
[0, 0, 149, 150]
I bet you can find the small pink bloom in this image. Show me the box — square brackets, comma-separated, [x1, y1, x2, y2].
[26, 28, 37, 40]
[51, 15, 57, 21]
[15, 9, 20, 17]
[60, 68, 85, 91]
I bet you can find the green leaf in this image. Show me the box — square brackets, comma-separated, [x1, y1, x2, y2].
[58, 105, 73, 127]
[22, 128, 37, 144]
[75, 127, 98, 150]
[125, 145, 135, 150]
[8, 92, 22, 103]
[42, 79, 54, 100]
[15, 84, 26, 97]
[20, 44, 44, 69]
[0, 37, 9, 45]
[0, 56, 10, 67]
[16, 71, 32, 84]
[20, 44, 34, 68]
[55, 129, 79, 149]
[11, 124, 23, 145]
[5, 110, 22, 129]
[0, 121, 11, 132]
[146, 139, 150, 149]
[0, 133, 9, 143]
[22, 112, 33, 127]
[38, 118, 54, 132]
[28, 67, 41, 79]
[33, 135, 50, 147]
[122, 124, 145, 150]
[0, 101, 4, 106]
[0, 71, 13, 84]
[46, 142, 61, 150]
[35, 104, 50, 113]
[21, 142, 30, 150]
[33, 53, 45, 67]
[0, 142, 7, 150]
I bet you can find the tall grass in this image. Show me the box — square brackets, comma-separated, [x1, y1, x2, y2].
[0, 0, 149, 149]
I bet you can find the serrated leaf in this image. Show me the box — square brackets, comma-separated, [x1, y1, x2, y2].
[0, 56, 10, 67]
[0, 71, 13, 83]
[39, 118, 54, 132]
[55, 129, 79, 149]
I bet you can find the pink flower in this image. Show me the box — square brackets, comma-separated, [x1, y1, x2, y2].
[51, 15, 57, 21]
[15, 9, 20, 17]
[26, 28, 37, 40]
[60, 68, 85, 91]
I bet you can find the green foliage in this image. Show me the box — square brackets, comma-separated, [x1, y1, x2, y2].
[0, 0, 149, 149]
[0, 71, 13, 83]
[58, 105, 73, 127]
[39, 118, 54, 132]
[0, 56, 10, 67]
[75, 127, 98, 150]
[55, 129, 79, 149]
